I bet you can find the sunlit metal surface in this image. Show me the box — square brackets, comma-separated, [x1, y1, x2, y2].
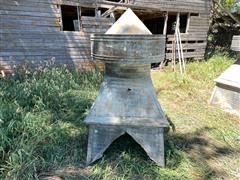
[210, 35, 240, 116]
[85, 9, 169, 166]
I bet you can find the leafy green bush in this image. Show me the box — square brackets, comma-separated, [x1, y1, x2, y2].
[222, 0, 236, 9]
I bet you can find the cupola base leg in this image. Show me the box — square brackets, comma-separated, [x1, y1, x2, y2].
[86, 125, 165, 167]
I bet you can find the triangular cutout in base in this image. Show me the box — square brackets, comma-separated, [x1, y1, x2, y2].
[87, 125, 165, 166]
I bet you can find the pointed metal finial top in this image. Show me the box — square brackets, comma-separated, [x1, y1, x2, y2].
[105, 8, 152, 35]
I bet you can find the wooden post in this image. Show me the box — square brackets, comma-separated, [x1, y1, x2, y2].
[95, 8, 98, 17]
[59, 4, 63, 31]
[110, 12, 115, 19]
[177, 28, 186, 73]
[186, 13, 190, 33]
[163, 12, 168, 35]
[175, 12, 180, 33]
[96, 9, 101, 17]
[77, 6, 81, 31]
[175, 12, 183, 74]
[176, 29, 182, 74]
[172, 36, 176, 72]
[161, 12, 168, 69]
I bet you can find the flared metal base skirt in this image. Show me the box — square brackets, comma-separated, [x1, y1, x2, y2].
[86, 125, 165, 166]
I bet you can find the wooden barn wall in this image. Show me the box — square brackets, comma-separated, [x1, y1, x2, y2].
[0, 0, 212, 71]
[99, 0, 211, 14]
[0, 0, 113, 71]
[98, 0, 211, 60]
[134, 0, 211, 13]
[166, 14, 210, 59]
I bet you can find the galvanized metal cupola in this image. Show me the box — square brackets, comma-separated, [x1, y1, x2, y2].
[84, 9, 169, 166]
[210, 35, 240, 116]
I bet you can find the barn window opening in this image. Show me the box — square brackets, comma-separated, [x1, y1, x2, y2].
[61, 5, 78, 31]
[191, 13, 199, 17]
[143, 17, 165, 34]
[99, 7, 116, 18]
[61, 6, 96, 31]
[106, 0, 121, 2]
[179, 14, 188, 33]
[188, 41, 196, 43]
[97, 8, 108, 16]
[105, 0, 134, 3]
[81, 7, 95, 17]
[166, 14, 176, 34]
[187, 49, 195, 52]
[164, 13, 189, 34]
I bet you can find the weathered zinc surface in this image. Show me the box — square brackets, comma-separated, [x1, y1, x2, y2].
[0, 0, 212, 70]
[231, 36, 240, 51]
[210, 35, 240, 116]
[85, 9, 169, 166]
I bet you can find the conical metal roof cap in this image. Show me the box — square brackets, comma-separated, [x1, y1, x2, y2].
[105, 8, 152, 35]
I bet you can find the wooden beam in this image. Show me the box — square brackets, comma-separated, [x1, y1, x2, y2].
[186, 12, 190, 33]
[163, 12, 168, 35]
[77, 6, 81, 31]
[59, 4, 63, 31]
[95, 8, 98, 17]
[175, 12, 180, 33]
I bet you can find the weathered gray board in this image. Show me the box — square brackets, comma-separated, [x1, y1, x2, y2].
[210, 36, 240, 116]
[0, 0, 211, 71]
[98, 0, 211, 13]
[0, 0, 114, 71]
[85, 9, 169, 166]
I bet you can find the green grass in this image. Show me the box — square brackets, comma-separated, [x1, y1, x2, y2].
[0, 54, 240, 179]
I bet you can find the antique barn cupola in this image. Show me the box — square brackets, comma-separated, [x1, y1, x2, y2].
[210, 35, 240, 116]
[84, 9, 169, 166]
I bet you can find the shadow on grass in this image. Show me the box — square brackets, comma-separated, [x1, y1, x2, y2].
[166, 126, 237, 179]
[36, 92, 237, 180]
[86, 125, 238, 179]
